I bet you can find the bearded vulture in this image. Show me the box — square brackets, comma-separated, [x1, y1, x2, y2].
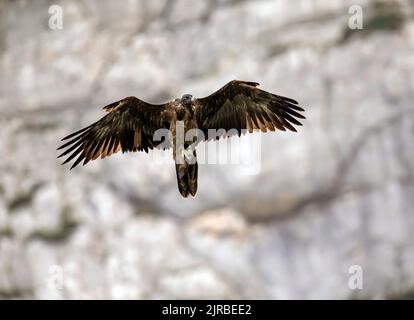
[57, 80, 306, 198]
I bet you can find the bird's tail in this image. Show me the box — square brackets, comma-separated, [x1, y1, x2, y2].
[175, 150, 198, 198]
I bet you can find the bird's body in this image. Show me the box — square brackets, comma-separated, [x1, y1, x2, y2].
[169, 97, 199, 197]
[58, 80, 306, 197]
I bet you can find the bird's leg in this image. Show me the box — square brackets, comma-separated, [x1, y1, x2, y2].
[183, 128, 197, 165]
[183, 145, 196, 164]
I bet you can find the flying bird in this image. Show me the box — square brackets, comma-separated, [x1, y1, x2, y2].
[57, 80, 305, 198]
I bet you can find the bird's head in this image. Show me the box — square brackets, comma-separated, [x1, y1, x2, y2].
[181, 94, 193, 108]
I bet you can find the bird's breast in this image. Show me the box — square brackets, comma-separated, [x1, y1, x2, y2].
[170, 105, 197, 137]
[176, 106, 186, 121]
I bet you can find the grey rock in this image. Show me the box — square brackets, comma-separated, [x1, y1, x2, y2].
[0, 0, 413, 299]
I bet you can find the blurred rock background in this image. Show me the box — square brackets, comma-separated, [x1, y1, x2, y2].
[0, 0, 414, 299]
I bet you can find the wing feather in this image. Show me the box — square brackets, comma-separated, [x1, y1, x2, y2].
[195, 80, 305, 140]
[58, 97, 171, 169]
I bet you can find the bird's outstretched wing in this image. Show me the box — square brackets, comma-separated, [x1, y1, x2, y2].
[195, 80, 305, 140]
[57, 97, 171, 169]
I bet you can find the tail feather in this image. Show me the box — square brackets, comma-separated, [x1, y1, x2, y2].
[176, 163, 190, 198]
[175, 151, 198, 198]
[188, 161, 198, 197]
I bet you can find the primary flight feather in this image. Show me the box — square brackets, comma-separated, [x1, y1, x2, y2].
[58, 80, 306, 198]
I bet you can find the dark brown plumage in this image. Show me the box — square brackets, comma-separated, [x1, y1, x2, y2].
[58, 80, 306, 198]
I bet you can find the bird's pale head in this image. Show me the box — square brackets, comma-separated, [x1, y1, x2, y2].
[181, 94, 193, 108]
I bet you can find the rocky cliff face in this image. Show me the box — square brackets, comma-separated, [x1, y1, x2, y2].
[0, 0, 413, 299]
